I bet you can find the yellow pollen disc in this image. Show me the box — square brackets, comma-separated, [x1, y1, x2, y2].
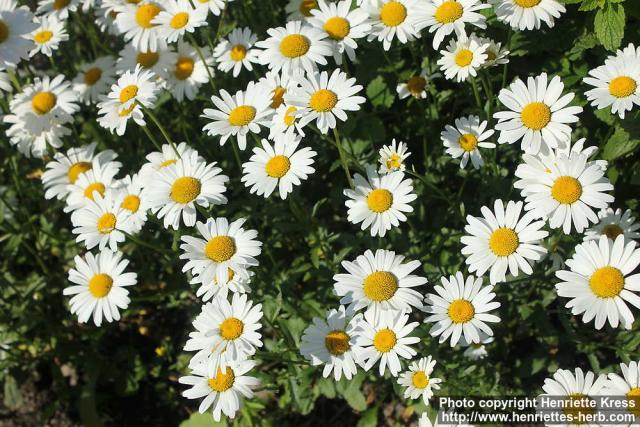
[169, 11, 189, 29]
[31, 91, 57, 115]
[271, 86, 286, 109]
[136, 51, 159, 68]
[67, 162, 92, 184]
[367, 188, 393, 213]
[448, 299, 475, 323]
[83, 182, 106, 200]
[284, 106, 297, 126]
[208, 367, 235, 392]
[96, 212, 117, 234]
[489, 227, 519, 257]
[309, 89, 338, 112]
[159, 159, 176, 168]
[170, 176, 201, 204]
[434, 1, 463, 24]
[118, 103, 136, 117]
[205, 236, 236, 262]
[487, 50, 497, 61]
[83, 67, 102, 85]
[458, 133, 478, 152]
[589, 266, 624, 298]
[119, 84, 139, 103]
[175, 57, 194, 80]
[602, 224, 623, 240]
[412, 371, 429, 389]
[514, 0, 541, 7]
[219, 317, 244, 340]
[299, 0, 317, 17]
[324, 330, 350, 355]
[380, 1, 407, 27]
[551, 176, 582, 205]
[230, 44, 247, 61]
[627, 388, 640, 417]
[363, 271, 398, 302]
[53, 0, 70, 10]
[121, 194, 141, 213]
[454, 49, 473, 67]
[323, 16, 350, 40]
[0, 21, 8, 44]
[373, 328, 397, 353]
[265, 155, 291, 178]
[520, 102, 551, 130]
[88, 273, 113, 298]
[228, 105, 257, 126]
[34, 30, 53, 44]
[406, 76, 426, 95]
[135, 3, 161, 29]
[386, 153, 402, 169]
[279, 34, 311, 58]
[609, 76, 637, 98]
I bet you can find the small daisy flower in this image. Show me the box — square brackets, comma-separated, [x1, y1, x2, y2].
[153, 0, 207, 43]
[364, 0, 423, 51]
[95, 0, 122, 35]
[396, 69, 431, 100]
[286, 0, 318, 20]
[73, 56, 117, 105]
[241, 133, 316, 200]
[461, 199, 548, 284]
[114, 174, 150, 233]
[163, 40, 212, 102]
[585, 208, 640, 243]
[379, 139, 411, 174]
[190, 269, 253, 302]
[441, 115, 495, 169]
[0, 4, 37, 68]
[64, 158, 121, 212]
[489, 0, 566, 31]
[398, 356, 443, 405]
[459, 332, 493, 360]
[138, 141, 200, 184]
[63, 250, 137, 327]
[115, 1, 165, 52]
[29, 15, 68, 57]
[213, 27, 261, 77]
[258, 69, 302, 111]
[194, 0, 233, 17]
[96, 97, 147, 136]
[357, 309, 419, 376]
[268, 103, 307, 139]
[300, 305, 365, 381]
[344, 166, 417, 237]
[555, 235, 640, 330]
[437, 35, 488, 82]
[605, 361, 640, 420]
[474, 35, 509, 67]
[493, 72, 583, 155]
[36, 0, 80, 20]
[540, 368, 607, 419]
[116, 44, 176, 80]
[416, 0, 490, 49]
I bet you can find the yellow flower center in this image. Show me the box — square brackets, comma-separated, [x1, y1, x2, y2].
[67, 162, 92, 184]
[284, 106, 297, 126]
[589, 266, 624, 298]
[514, 0, 541, 7]
[489, 227, 519, 257]
[121, 195, 141, 213]
[363, 271, 398, 302]
[119, 84, 139, 103]
[33, 30, 53, 44]
[373, 328, 397, 353]
[520, 102, 551, 130]
[602, 224, 623, 240]
[136, 51, 159, 68]
[219, 317, 244, 340]
[83, 67, 102, 85]
[271, 87, 286, 109]
[323, 16, 350, 40]
[454, 49, 473, 67]
[169, 11, 189, 29]
[205, 236, 236, 262]
[228, 105, 256, 126]
[88, 273, 113, 298]
[386, 153, 402, 169]
[159, 159, 176, 168]
[53, 0, 70, 10]
[299, 0, 317, 16]
[31, 91, 57, 115]
[367, 189, 393, 213]
[609, 76, 637, 98]
[380, 1, 407, 27]
[170, 176, 201, 204]
[0, 21, 8, 44]
[448, 299, 475, 323]
[83, 182, 106, 200]
[175, 57, 194, 80]
[412, 371, 430, 389]
[279, 34, 310, 58]
[230, 44, 247, 61]
[627, 388, 640, 417]
[458, 133, 478, 152]
[309, 89, 338, 112]
[207, 367, 235, 392]
[265, 155, 291, 178]
[551, 176, 582, 204]
[135, 3, 161, 29]
[324, 330, 350, 355]
[96, 212, 117, 234]
[435, 1, 463, 24]
[406, 76, 426, 95]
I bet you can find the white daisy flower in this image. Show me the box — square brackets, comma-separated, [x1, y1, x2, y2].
[95, 96, 147, 136]
[73, 56, 117, 104]
[267, 103, 307, 139]
[114, 174, 150, 233]
[0, 3, 37, 68]
[459, 332, 493, 360]
[190, 269, 253, 302]
[116, 44, 176, 80]
[63, 250, 137, 327]
[396, 69, 431, 100]
[604, 361, 640, 421]
[194, 0, 233, 17]
[344, 165, 417, 237]
[379, 139, 411, 174]
[29, 15, 68, 57]
[95, 0, 122, 35]
[416, 0, 490, 49]
[585, 208, 640, 243]
[493, 72, 583, 155]
[441, 115, 495, 169]
[152, 0, 207, 43]
[437, 35, 488, 82]
[474, 35, 509, 68]
[241, 132, 316, 200]
[138, 141, 201, 184]
[555, 235, 640, 330]
[398, 356, 442, 404]
[64, 158, 121, 212]
[286, 0, 318, 21]
[461, 199, 548, 284]
[489, 0, 566, 31]
[300, 305, 365, 381]
[163, 40, 212, 102]
[0, 68, 11, 93]
[36, 0, 80, 20]
[258, 69, 302, 110]
[114, 1, 165, 52]
[363, 0, 423, 51]
[540, 367, 607, 423]
[213, 27, 261, 77]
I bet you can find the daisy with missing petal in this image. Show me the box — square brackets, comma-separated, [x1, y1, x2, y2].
[115, 1, 165, 52]
[489, 0, 566, 31]
[29, 16, 68, 57]
[64, 159, 121, 212]
[163, 40, 212, 102]
[605, 361, 640, 420]
[423, 272, 500, 346]
[256, 20, 332, 75]
[398, 356, 442, 405]
[397, 70, 431, 100]
[64, 250, 137, 327]
[344, 166, 417, 237]
[357, 309, 419, 376]
[73, 56, 117, 104]
[364, 0, 422, 51]
[145, 151, 229, 229]
[138, 141, 200, 184]
[540, 368, 607, 421]
[379, 139, 411, 174]
[555, 235, 640, 330]
[416, 0, 490, 49]
[300, 305, 364, 381]
[241, 133, 316, 200]
[584, 52, 640, 119]
[437, 35, 488, 82]
[202, 81, 273, 150]
[0, 4, 37, 68]
[36, 0, 80, 20]
[180, 217, 262, 285]
[268, 103, 307, 139]
[460, 332, 493, 360]
[190, 269, 253, 302]
[441, 115, 495, 169]
[286, 0, 318, 20]
[333, 249, 427, 317]
[194, 0, 233, 17]
[114, 174, 150, 233]
[213, 27, 261, 78]
[585, 208, 640, 243]
[116, 44, 176, 81]
[461, 199, 548, 284]
[153, 0, 207, 43]
[493, 73, 583, 155]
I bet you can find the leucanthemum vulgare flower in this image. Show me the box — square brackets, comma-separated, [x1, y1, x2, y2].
[604, 361, 640, 420]
[300, 305, 365, 381]
[423, 272, 501, 347]
[555, 235, 640, 330]
[180, 217, 262, 285]
[459, 332, 493, 360]
[268, 103, 307, 139]
[195, 0, 233, 17]
[64, 158, 121, 212]
[29, 15, 68, 57]
[397, 356, 442, 405]
[493, 72, 583, 155]
[114, 174, 150, 233]
[73, 56, 117, 104]
[0, 2, 37, 68]
[333, 249, 427, 318]
[241, 133, 317, 200]
[363, 0, 423, 51]
[540, 367, 607, 420]
[255, 20, 332, 75]
[96, 96, 147, 135]
[258, 69, 303, 110]
[416, 0, 490, 49]
[437, 35, 488, 82]
[114, 1, 165, 52]
[474, 35, 510, 68]
[36, 0, 80, 20]
[379, 139, 411, 174]
[396, 69, 431, 100]
[145, 151, 229, 229]
[179, 359, 260, 423]
[190, 269, 253, 302]
[285, 68, 365, 134]
[201, 80, 273, 150]
[489, 0, 566, 31]
[152, 0, 207, 43]
[585, 208, 640, 243]
[441, 114, 495, 169]
[116, 44, 176, 81]
[213, 27, 261, 78]
[64, 250, 137, 327]
[162, 40, 212, 102]
[184, 293, 263, 372]
[344, 165, 417, 237]
[95, 0, 122, 35]
[285, 0, 318, 21]
[307, 0, 371, 65]
[461, 199, 548, 284]
[357, 309, 419, 376]
[138, 141, 201, 184]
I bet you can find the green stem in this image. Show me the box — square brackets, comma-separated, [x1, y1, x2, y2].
[141, 106, 180, 158]
[332, 127, 353, 188]
[470, 76, 483, 113]
[187, 33, 216, 92]
[123, 231, 172, 256]
[231, 137, 244, 173]
[480, 72, 494, 124]
[7, 69, 21, 91]
[213, 0, 229, 45]
[141, 125, 163, 152]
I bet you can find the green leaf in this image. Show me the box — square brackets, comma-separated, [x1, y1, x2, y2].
[594, 3, 625, 51]
[579, 0, 605, 11]
[357, 407, 378, 427]
[603, 126, 640, 160]
[179, 412, 228, 427]
[336, 373, 367, 411]
[3, 375, 22, 410]
[366, 76, 394, 108]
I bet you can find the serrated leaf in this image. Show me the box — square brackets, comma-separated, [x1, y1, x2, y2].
[594, 3, 625, 51]
[603, 126, 640, 160]
[579, 0, 605, 11]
